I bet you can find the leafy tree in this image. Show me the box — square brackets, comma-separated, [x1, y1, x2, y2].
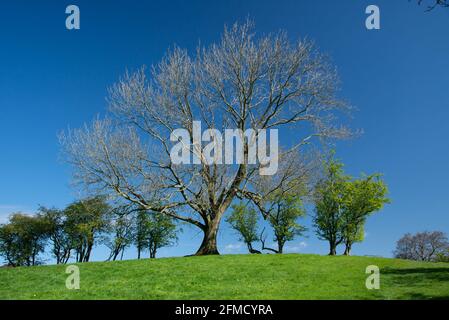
[313, 155, 389, 255]
[341, 174, 389, 255]
[261, 194, 306, 254]
[243, 152, 314, 254]
[227, 203, 261, 254]
[133, 211, 179, 259]
[134, 209, 149, 259]
[394, 231, 449, 261]
[38, 207, 72, 264]
[106, 212, 134, 261]
[60, 21, 350, 255]
[0, 223, 20, 266]
[147, 213, 179, 258]
[313, 157, 350, 255]
[0, 213, 49, 266]
[64, 197, 111, 262]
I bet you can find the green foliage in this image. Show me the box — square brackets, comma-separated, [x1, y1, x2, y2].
[313, 156, 350, 255]
[64, 196, 111, 262]
[106, 212, 134, 261]
[341, 174, 389, 254]
[0, 213, 49, 266]
[37, 207, 72, 264]
[134, 210, 179, 258]
[266, 194, 306, 253]
[314, 154, 389, 255]
[227, 203, 260, 253]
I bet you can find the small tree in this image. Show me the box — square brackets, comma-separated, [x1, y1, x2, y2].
[0, 223, 20, 266]
[341, 174, 389, 255]
[313, 157, 350, 255]
[147, 212, 179, 258]
[261, 194, 306, 254]
[314, 155, 389, 256]
[38, 207, 72, 264]
[394, 231, 449, 261]
[227, 203, 261, 254]
[106, 212, 134, 261]
[133, 211, 179, 259]
[64, 197, 111, 263]
[134, 209, 148, 259]
[0, 213, 49, 266]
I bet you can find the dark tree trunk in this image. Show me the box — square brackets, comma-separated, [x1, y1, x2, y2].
[343, 243, 352, 256]
[84, 246, 92, 262]
[277, 240, 284, 254]
[247, 243, 261, 254]
[329, 242, 337, 255]
[195, 221, 220, 255]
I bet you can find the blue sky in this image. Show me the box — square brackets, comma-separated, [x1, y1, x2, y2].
[0, 0, 448, 262]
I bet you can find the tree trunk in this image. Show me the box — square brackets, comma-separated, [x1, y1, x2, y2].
[329, 242, 337, 255]
[277, 240, 284, 254]
[195, 221, 220, 255]
[150, 247, 156, 259]
[84, 244, 92, 262]
[247, 243, 261, 254]
[343, 243, 351, 256]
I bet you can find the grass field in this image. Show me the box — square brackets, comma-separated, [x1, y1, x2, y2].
[1, 254, 448, 300]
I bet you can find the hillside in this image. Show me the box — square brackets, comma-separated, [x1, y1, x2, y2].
[1, 254, 448, 300]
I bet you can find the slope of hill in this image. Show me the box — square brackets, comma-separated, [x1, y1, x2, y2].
[1, 254, 448, 300]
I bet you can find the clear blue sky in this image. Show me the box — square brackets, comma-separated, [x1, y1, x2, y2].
[0, 0, 448, 262]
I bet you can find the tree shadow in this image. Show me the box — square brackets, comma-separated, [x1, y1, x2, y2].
[382, 267, 449, 300]
[383, 267, 449, 281]
[403, 293, 449, 300]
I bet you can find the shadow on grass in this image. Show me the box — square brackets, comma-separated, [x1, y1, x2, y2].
[382, 267, 449, 300]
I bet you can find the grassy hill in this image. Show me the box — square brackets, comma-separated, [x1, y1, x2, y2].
[1, 254, 448, 300]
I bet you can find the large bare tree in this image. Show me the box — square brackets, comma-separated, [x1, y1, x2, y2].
[60, 21, 350, 255]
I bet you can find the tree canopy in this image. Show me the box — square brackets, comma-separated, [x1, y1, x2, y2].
[314, 155, 389, 255]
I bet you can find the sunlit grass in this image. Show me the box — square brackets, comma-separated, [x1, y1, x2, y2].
[1, 254, 448, 300]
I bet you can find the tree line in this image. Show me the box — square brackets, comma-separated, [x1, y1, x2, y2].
[0, 154, 389, 266]
[0, 197, 179, 267]
[1, 21, 395, 263]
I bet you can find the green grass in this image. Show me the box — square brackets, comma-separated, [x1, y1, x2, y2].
[1, 254, 448, 300]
